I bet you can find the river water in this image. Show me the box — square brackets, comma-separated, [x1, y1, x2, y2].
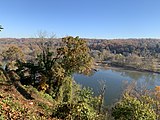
[74, 67, 160, 105]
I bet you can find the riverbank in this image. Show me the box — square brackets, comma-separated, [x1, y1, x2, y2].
[95, 62, 160, 74]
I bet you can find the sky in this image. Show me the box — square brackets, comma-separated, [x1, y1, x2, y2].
[1, 0, 160, 39]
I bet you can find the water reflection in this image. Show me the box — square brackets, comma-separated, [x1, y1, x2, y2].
[112, 68, 160, 88]
[74, 67, 160, 105]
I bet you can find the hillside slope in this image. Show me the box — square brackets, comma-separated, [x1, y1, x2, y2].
[0, 79, 57, 120]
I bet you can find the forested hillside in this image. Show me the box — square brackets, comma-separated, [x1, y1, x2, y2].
[1, 38, 160, 72]
[0, 37, 160, 119]
[0, 37, 106, 119]
[88, 39, 160, 57]
[88, 39, 160, 72]
[1, 38, 160, 57]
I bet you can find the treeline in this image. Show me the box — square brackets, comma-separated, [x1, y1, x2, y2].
[1, 38, 160, 72]
[2, 38, 160, 57]
[0, 38, 61, 61]
[88, 39, 160, 57]
[88, 39, 160, 72]
[1, 38, 160, 57]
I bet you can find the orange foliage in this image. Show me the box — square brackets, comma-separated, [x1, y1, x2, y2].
[155, 86, 160, 99]
[155, 86, 160, 91]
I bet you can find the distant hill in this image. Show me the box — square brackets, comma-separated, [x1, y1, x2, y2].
[1, 38, 160, 57]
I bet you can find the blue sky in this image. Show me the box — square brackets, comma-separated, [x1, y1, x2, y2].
[1, 0, 160, 38]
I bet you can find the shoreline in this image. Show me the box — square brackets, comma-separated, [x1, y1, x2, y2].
[95, 63, 160, 74]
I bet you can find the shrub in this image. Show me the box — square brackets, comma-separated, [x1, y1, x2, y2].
[112, 94, 157, 120]
[52, 87, 99, 120]
[52, 102, 96, 120]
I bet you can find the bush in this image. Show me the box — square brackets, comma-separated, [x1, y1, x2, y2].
[52, 87, 100, 120]
[112, 94, 157, 120]
[52, 102, 96, 120]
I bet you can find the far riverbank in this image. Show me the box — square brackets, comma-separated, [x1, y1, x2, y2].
[94, 62, 160, 74]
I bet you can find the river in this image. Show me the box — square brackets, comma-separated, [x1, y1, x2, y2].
[74, 67, 160, 105]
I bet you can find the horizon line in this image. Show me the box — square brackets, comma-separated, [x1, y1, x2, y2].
[1, 37, 160, 40]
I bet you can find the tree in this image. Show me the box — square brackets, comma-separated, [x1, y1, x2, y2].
[58, 36, 93, 76]
[47, 36, 93, 101]
[18, 36, 93, 102]
[0, 25, 3, 31]
[1, 45, 24, 62]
